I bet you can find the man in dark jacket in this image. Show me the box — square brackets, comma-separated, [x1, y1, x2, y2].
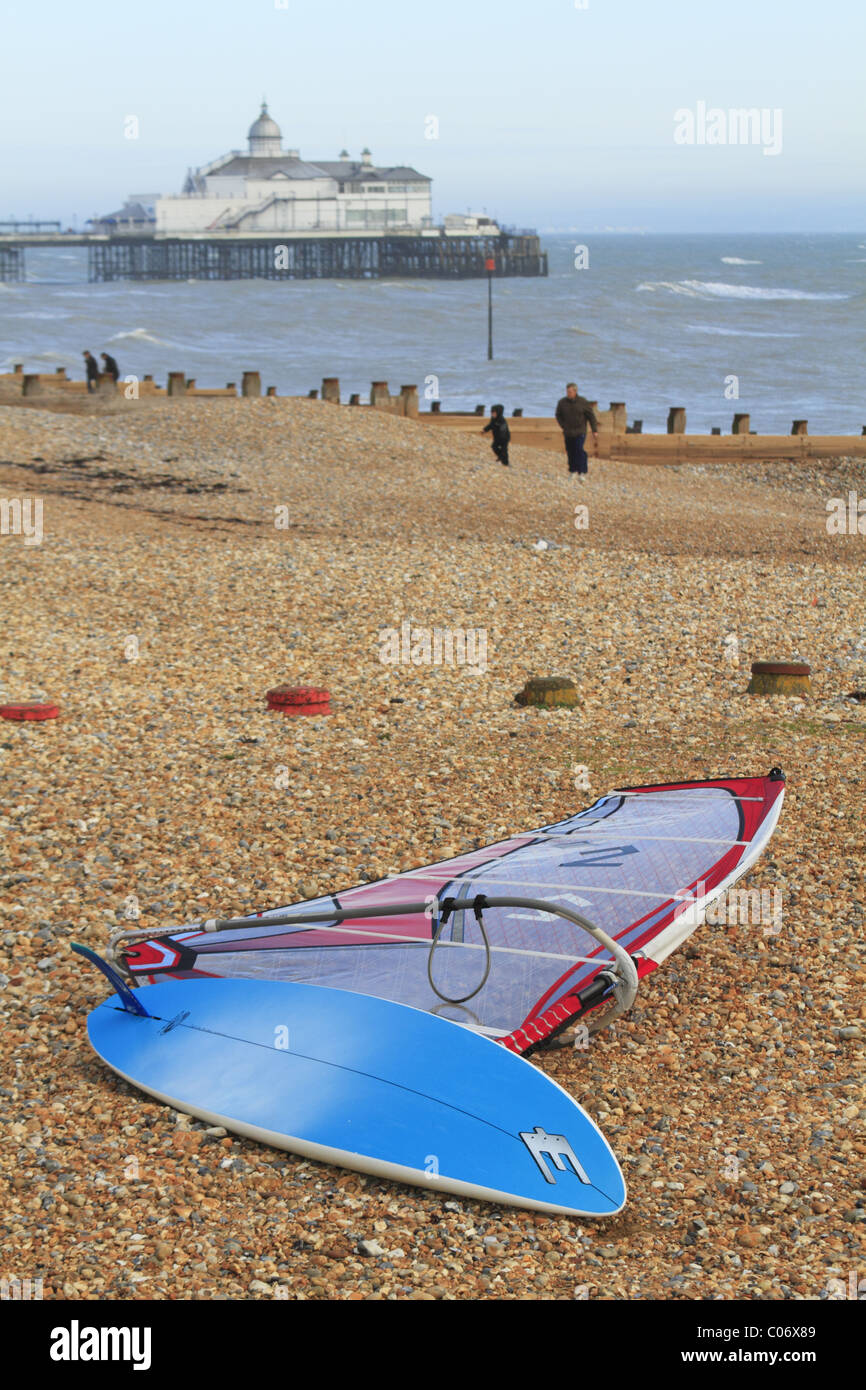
[101, 351, 120, 383]
[482, 403, 511, 465]
[555, 382, 598, 477]
[83, 350, 100, 393]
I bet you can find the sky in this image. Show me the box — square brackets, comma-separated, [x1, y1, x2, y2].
[1, 0, 864, 232]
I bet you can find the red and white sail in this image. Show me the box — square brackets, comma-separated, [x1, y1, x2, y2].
[122, 771, 785, 1053]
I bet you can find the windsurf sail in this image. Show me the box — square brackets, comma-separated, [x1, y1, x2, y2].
[116, 770, 785, 1054]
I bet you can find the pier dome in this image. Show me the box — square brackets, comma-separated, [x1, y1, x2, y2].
[248, 102, 283, 157]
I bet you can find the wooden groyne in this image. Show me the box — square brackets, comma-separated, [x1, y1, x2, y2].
[2, 367, 864, 459]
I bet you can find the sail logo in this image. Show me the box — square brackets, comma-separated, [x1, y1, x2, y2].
[560, 844, 638, 869]
[519, 1126, 590, 1185]
[49, 1321, 152, 1370]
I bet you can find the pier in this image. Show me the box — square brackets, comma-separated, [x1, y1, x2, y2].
[0, 229, 547, 283]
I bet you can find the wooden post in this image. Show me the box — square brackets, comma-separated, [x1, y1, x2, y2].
[55, 367, 68, 380]
[225, 383, 236, 393]
[21, 374, 43, 397]
[370, 381, 391, 410]
[399, 385, 419, 418]
[474, 404, 485, 416]
[732, 413, 750, 434]
[13, 363, 22, 374]
[667, 407, 686, 434]
[430, 400, 441, 413]
[144, 374, 154, 383]
[349, 393, 360, 406]
[321, 377, 340, 404]
[711, 426, 721, 436]
[185, 379, 196, 393]
[242, 371, 262, 398]
[748, 661, 811, 696]
[167, 371, 186, 397]
[266, 386, 277, 397]
[515, 677, 581, 709]
[791, 420, 808, 435]
[609, 402, 627, 432]
[308, 389, 319, 399]
[512, 407, 523, 417]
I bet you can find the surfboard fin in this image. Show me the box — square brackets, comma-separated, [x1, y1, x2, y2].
[71, 943, 151, 1017]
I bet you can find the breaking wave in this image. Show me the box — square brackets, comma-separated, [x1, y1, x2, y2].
[721, 257, 763, 265]
[637, 280, 848, 301]
[686, 324, 801, 338]
[107, 327, 170, 345]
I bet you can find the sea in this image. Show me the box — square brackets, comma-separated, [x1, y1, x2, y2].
[1, 233, 864, 435]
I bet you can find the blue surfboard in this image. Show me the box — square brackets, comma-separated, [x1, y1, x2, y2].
[76, 958, 626, 1218]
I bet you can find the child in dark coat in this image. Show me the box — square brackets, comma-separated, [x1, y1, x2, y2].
[482, 403, 511, 465]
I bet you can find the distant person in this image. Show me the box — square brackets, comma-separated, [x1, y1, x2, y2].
[101, 351, 120, 383]
[482, 403, 511, 466]
[83, 350, 100, 393]
[555, 382, 599, 478]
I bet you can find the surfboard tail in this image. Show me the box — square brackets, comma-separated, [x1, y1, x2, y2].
[71, 943, 152, 1016]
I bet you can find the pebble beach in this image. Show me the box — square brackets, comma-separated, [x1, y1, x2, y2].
[1, 396, 863, 1301]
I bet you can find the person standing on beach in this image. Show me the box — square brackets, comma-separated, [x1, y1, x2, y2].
[101, 351, 120, 384]
[482, 403, 511, 465]
[555, 382, 598, 478]
[83, 350, 100, 393]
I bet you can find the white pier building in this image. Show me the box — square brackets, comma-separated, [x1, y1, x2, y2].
[99, 103, 435, 237]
